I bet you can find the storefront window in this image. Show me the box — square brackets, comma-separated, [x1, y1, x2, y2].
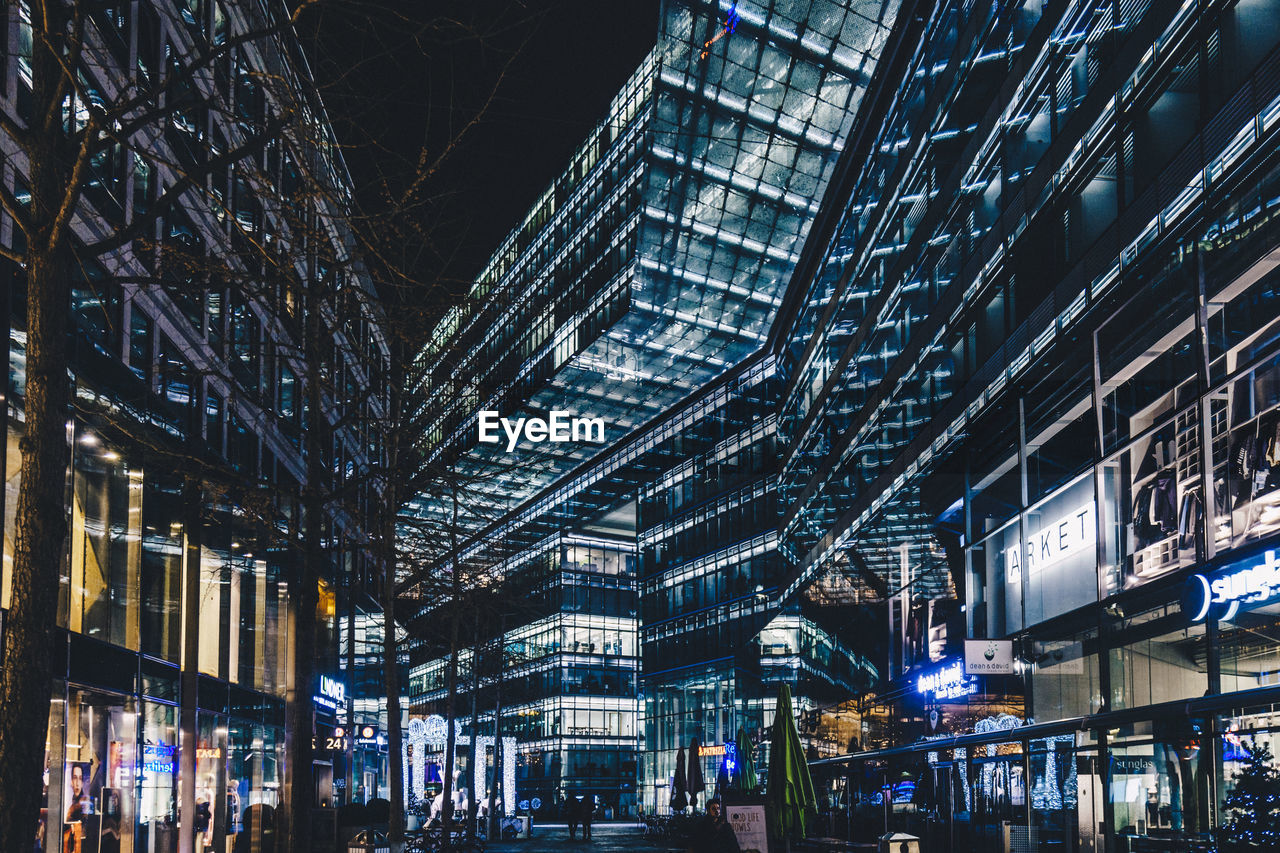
[140, 476, 182, 662]
[1219, 711, 1280, 849]
[227, 720, 284, 849]
[196, 713, 228, 853]
[1030, 633, 1102, 722]
[60, 686, 138, 853]
[1108, 605, 1207, 711]
[68, 433, 142, 649]
[1110, 734, 1211, 849]
[138, 700, 179, 853]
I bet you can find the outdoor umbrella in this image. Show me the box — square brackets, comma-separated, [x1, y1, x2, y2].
[715, 758, 731, 799]
[687, 738, 705, 809]
[734, 725, 758, 793]
[671, 746, 688, 812]
[765, 684, 817, 841]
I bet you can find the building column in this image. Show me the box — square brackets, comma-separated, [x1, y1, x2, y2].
[178, 478, 202, 853]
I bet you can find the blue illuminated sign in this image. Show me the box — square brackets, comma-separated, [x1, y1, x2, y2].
[916, 660, 977, 701]
[314, 675, 346, 711]
[1183, 549, 1280, 623]
[142, 744, 175, 774]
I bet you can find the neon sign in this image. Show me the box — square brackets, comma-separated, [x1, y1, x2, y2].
[1183, 549, 1280, 622]
[916, 660, 977, 701]
[143, 744, 175, 774]
[314, 675, 346, 711]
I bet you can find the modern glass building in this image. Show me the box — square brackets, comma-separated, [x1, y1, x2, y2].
[401, 0, 904, 823]
[773, 0, 1280, 851]
[2, 2, 389, 851]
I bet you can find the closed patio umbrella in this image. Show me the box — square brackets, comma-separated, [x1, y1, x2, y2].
[766, 685, 816, 841]
[734, 726, 758, 793]
[687, 738, 705, 809]
[671, 747, 688, 812]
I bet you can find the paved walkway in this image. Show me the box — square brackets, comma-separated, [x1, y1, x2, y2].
[486, 822, 679, 853]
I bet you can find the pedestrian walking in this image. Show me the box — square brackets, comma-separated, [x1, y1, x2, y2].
[580, 795, 594, 841]
[567, 795, 581, 840]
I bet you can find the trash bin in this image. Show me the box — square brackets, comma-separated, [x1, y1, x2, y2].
[877, 832, 920, 853]
[347, 830, 390, 853]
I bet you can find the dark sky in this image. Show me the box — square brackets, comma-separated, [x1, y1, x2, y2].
[300, 1, 659, 321]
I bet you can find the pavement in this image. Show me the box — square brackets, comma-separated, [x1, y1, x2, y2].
[485, 822, 680, 853]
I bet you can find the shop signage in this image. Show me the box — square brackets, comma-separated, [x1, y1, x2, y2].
[142, 744, 175, 774]
[698, 743, 726, 757]
[916, 660, 977, 701]
[726, 804, 768, 853]
[313, 675, 346, 711]
[1184, 549, 1280, 622]
[1005, 503, 1096, 584]
[196, 747, 221, 760]
[964, 639, 1015, 675]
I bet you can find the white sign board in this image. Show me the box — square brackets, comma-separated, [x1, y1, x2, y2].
[1005, 503, 1096, 583]
[727, 805, 768, 853]
[964, 639, 1015, 675]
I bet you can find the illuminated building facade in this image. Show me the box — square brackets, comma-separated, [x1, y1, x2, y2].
[774, 0, 1280, 850]
[1, 2, 389, 850]
[403, 0, 904, 820]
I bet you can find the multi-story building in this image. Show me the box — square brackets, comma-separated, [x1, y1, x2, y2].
[402, 0, 904, 820]
[2, 2, 389, 851]
[775, 0, 1280, 850]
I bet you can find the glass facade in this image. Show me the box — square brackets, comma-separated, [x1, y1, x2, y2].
[402, 0, 906, 826]
[407, 537, 639, 820]
[2, 1, 389, 850]
[776, 1, 1280, 851]
[405, 0, 903, 545]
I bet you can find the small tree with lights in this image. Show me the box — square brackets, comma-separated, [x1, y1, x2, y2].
[1219, 742, 1280, 852]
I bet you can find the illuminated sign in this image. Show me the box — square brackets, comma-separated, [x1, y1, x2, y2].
[1006, 503, 1096, 584]
[1183, 549, 1280, 622]
[963, 639, 1015, 675]
[313, 675, 346, 711]
[196, 747, 221, 760]
[916, 660, 977, 701]
[699, 744, 726, 757]
[143, 744, 175, 774]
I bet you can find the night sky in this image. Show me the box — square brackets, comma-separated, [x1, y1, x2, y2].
[299, 0, 659, 330]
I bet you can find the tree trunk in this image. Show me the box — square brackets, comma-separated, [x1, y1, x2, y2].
[441, 602, 461, 846]
[0, 4, 76, 847]
[486, 615, 506, 840]
[286, 304, 326, 852]
[440, 479, 461, 849]
[383, 427, 405, 852]
[467, 607, 481, 841]
[0, 246, 72, 852]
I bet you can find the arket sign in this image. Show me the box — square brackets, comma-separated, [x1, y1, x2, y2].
[1005, 503, 1096, 584]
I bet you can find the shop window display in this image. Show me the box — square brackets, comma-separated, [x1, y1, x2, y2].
[1218, 713, 1280, 851]
[1109, 733, 1212, 850]
[60, 687, 138, 853]
[138, 701, 179, 853]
